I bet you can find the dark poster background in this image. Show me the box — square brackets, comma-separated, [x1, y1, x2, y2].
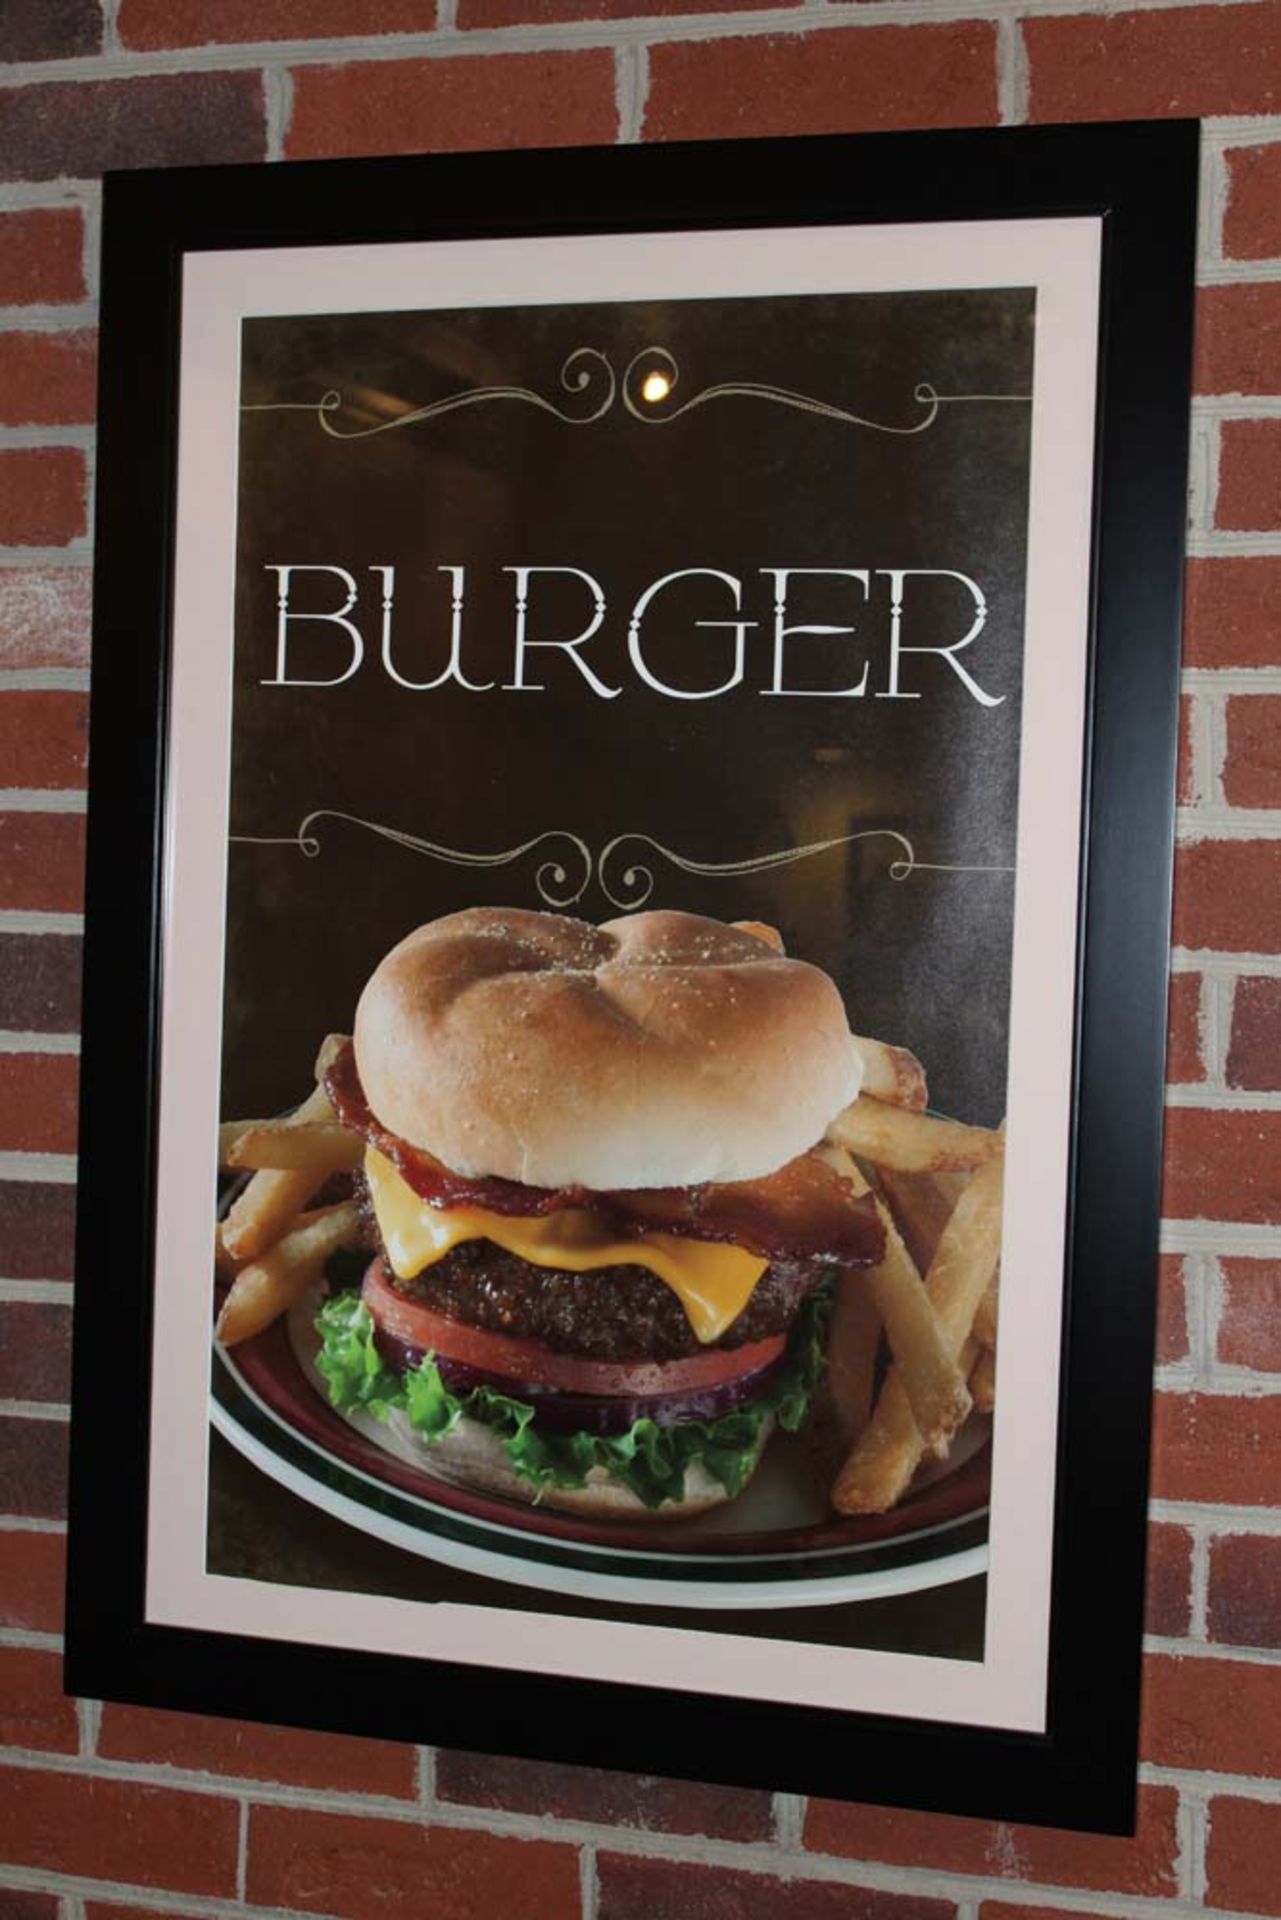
[212, 286, 1034, 1659]
[223, 289, 1033, 1126]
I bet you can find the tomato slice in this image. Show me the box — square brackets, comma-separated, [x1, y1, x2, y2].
[361, 1260, 784, 1399]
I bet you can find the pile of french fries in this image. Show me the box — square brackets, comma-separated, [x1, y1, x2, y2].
[818, 1043, 1003, 1516]
[215, 1033, 365, 1347]
[213, 999, 1003, 1526]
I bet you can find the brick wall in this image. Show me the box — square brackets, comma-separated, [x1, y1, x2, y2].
[1, 2, 1278, 1915]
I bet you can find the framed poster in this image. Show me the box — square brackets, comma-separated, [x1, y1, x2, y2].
[66, 121, 1197, 1833]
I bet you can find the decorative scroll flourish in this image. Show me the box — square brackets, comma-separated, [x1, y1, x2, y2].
[241, 346, 1030, 441]
[622, 349, 955, 435]
[230, 813, 592, 910]
[239, 347, 617, 439]
[231, 814, 1015, 913]
[596, 830, 1014, 911]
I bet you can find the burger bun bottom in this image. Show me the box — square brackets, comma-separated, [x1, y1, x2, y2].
[353, 1403, 771, 1523]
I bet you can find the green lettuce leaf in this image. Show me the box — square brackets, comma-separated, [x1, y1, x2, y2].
[314, 1278, 833, 1511]
[313, 1288, 404, 1421]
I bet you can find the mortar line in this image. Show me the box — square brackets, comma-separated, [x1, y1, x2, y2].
[1151, 1497, 1281, 1533]
[0, 1279, 75, 1302]
[1188, 682, 1219, 806]
[580, 1841, 599, 1920]
[1197, 133, 1225, 270]
[0, 305, 98, 332]
[0, 1034, 81, 1055]
[1189, 1518, 1212, 1641]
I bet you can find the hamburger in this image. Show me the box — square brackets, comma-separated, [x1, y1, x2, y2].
[312, 906, 884, 1519]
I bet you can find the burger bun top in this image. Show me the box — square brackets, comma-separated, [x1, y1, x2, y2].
[353, 907, 861, 1190]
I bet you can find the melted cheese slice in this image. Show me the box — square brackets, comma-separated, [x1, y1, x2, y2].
[365, 1146, 767, 1346]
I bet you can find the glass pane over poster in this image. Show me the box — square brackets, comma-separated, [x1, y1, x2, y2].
[146, 217, 1101, 1738]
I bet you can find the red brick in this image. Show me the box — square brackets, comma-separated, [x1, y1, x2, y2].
[98, 1702, 417, 1797]
[1225, 144, 1281, 261]
[0, 1893, 61, 1920]
[598, 1854, 951, 1920]
[1177, 691, 1196, 806]
[1195, 283, 1281, 395]
[437, 1750, 772, 1839]
[0, 817, 85, 913]
[1218, 418, 1281, 532]
[86, 1908, 208, 1920]
[2, 1767, 239, 1894]
[0, 934, 81, 1031]
[1222, 696, 1281, 809]
[0, 73, 266, 183]
[1207, 1795, 1281, 1912]
[981, 1908, 1114, 1920]
[1146, 1520, 1193, 1637]
[0, 209, 85, 306]
[1218, 1257, 1281, 1370]
[1227, 976, 1281, 1091]
[1027, 4, 1281, 121]
[0, 0, 102, 61]
[0, 1182, 76, 1280]
[0, 1645, 78, 1752]
[0, 1301, 71, 1402]
[803, 1786, 1179, 1896]
[1183, 556, 1281, 669]
[0, 1054, 78, 1153]
[1157, 1254, 1190, 1366]
[120, 0, 437, 44]
[0, 449, 85, 546]
[0, 1526, 65, 1632]
[1143, 1649, 1281, 1774]
[0, 330, 96, 428]
[0, 567, 91, 670]
[288, 50, 617, 159]
[461, 0, 780, 20]
[1166, 973, 1202, 1084]
[1161, 1105, 1281, 1222]
[1151, 1390, 1281, 1505]
[0, 1415, 68, 1519]
[1173, 840, 1281, 952]
[1208, 1532, 1281, 1648]
[246, 1804, 580, 1919]
[0, 691, 88, 789]
[646, 24, 997, 141]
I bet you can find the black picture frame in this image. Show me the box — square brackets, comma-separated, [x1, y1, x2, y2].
[66, 119, 1198, 1835]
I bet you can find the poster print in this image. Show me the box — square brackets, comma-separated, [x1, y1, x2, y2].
[146, 217, 1102, 1737]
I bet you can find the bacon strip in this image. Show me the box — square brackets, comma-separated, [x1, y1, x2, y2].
[325, 1042, 882, 1266]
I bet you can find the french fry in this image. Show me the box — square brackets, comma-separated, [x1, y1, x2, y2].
[816, 1275, 882, 1457]
[827, 1096, 998, 1174]
[863, 1198, 971, 1450]
[220, 1079, 340, 1263]
[973, 1272, 999, 1351]
[732, 920, 784, 952]
[828, 1364, 920, 1516]
[220, 1120, 262, 1167]
[819, 1145, 970, 1453]
[832, 1146, 1004, 1514]
[223, 1119, 363, 1175]
[215, 1200, 362, 1347]
[970, 1344, 996, 1414]
[314, 1031, 349, 1080]
[873, 1165, 962, 1276]
[849, 1034, 929, 1111]
[926, 1147, 1004, 1354]
[213, 1221, 237, 1280]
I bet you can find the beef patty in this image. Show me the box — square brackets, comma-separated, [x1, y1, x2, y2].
[387, 1242, 828, 1361]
